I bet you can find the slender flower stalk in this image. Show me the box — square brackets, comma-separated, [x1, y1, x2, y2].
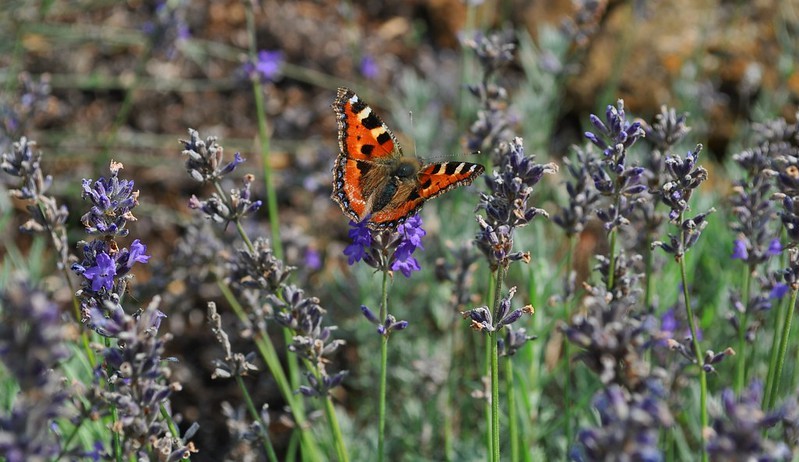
[346, 216, 419, 460]
[208, 302, 279, 462]
[243, 2, 283, 261]
[465, 137, 554, 461]
[181, 129, 347, 460]
[651, 145, 716, 460]
[584, 99, 647, 291]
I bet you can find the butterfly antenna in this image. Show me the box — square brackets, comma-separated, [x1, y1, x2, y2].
[409, 110, 418, 158]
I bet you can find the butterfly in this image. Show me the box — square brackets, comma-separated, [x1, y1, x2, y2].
[331, 87, 485, 230]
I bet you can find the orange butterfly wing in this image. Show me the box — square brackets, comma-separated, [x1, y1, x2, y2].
[369, 162, 485, 226]
[331, 87, 485, 229]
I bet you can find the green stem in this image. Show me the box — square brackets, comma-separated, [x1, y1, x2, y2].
[763, 293, 787, 409]
[676, 235, 707, 462]
[378, 269, 390, 462]
[215, 277, 321, 459]
[491, 331, 500, 462]
[99, 336, 123, 462]
[235, 375, 279, 462]
[490, 266, 506, 462]
[767, 287, 798, 410]
[34, 200, 97, 368]
[735, 265, 753, 394]
[323, 395, 349, 462]
[564, 236, 576, 449]
[244, 2, 283, 262]
[607, 228, 618, 290]
[485, 271, 496, 459]
[505, 355, 518, 462]
[643, 235, 655, 309]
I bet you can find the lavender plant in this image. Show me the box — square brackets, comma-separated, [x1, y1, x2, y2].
[651, 144, 718, 460]
[343, 215, 423, 461]
[727, 143, 783, 393]
[465, 136, 556, 461]
[0, 280, 73, 461]
[69, 162, 196, 460]
[759, 114, 799, 410]
[181, 128, 347, 461]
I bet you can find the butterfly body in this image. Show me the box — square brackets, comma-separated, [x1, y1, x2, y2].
[332, 87, 484, 230]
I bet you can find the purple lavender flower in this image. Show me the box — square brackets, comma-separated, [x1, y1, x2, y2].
[82, 252, 117, 292]
[1, 137, 70, 268]
[652, 145, 714, 259]
[361, 305, 409, 337]
[71, 163, 151, 329]
[181, 128, 245, 182]
[91, 298, 198, 459]
[0, 280, 71, 460]
[584, 99, 646, 161]
[707, 381, 794, 460]
[243, 50, 284, 82]
[304, 248, 322, 270]
[143, 0, 191, 59]
[553, 145, 601, 238]
[732, 239, 749, 260]
[359, 55, 379, 80]
[344, 219, 372, 265]
[0, 73, 51, 150]
[463, 31, 517, 155]
[344, 214, 426, 278]
[462, 286, 531, 333]
[475, 137, 556, 270]
[571, 383, 672, 461]
[79, 161, 138, 236]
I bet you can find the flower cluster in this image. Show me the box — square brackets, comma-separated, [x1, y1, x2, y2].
[0, 72, 51, 150]
[90, 297, 198, 460]
[71, 162, 151, 325]
[142, 0, 191, 59]
[227, 240, 347, 394]
[561, 277, 655, 390]
[585, 99, 646, 162]
[208, 302, 259, 379]
[706, 381, 797, 460]
[361, 305, 409, 337]
[463, 286, 533, 334]
[0, 280, 72, 461]
[633, 105, 692, 256]
[345, 214, 426, 278]
[269, 285, 348, 397]
[475, 137, 557, 270]
[584, 100, 648, 233]
[552, 145, 601, 238]
[570, 383, 673, 462]
[242, 50, 284, 83]
[181, 128, 246, 183]
[462, 31, 517, 155]
[181, 128, 262, 225]
[651, 145, 714, 258]
[1, 137, 71, 268]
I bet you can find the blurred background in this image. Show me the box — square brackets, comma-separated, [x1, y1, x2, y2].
[1, 0, 798, 460]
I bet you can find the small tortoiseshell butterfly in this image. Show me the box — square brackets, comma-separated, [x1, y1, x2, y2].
[332, 87, 485, 230]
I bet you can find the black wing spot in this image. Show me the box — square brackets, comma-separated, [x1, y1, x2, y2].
[361, 144, 375, 156]
[444, 163, 460, 175]
[356, 161, 372, 175]
[351, 99, 367, 114]
[376, 132, 391, 145]
[362, 114, 382, 130]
